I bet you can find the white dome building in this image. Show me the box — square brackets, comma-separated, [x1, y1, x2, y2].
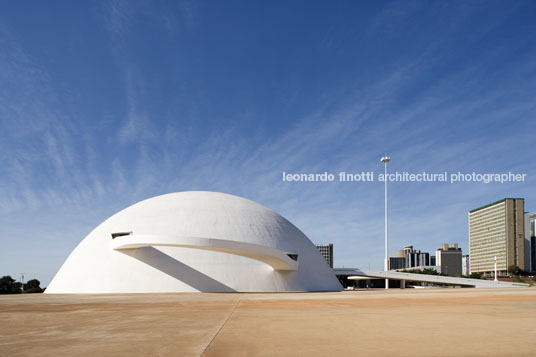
[46, 191, 342, 293]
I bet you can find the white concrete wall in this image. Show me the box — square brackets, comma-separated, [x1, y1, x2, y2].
[46, 191, 342, 293]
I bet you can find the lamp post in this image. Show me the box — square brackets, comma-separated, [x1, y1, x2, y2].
[494, 256, 498, 282]
[20, 273, 25, 293]
[381, 155, 391, 289]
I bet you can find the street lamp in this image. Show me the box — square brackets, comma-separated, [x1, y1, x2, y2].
[380, 155, 391, 289]
[20, 273, 25, 293]
[494, 256, 498, 282]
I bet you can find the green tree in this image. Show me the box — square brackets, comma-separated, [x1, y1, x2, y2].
[420, 268, 441, 276]
[512, 276, 525, 283]
[468, 272, 484, 279]
[401, 268, 443, 276]
[0, 275, 22, 294]
[23, 279, 44, 293]
[508, 265, 521, 276]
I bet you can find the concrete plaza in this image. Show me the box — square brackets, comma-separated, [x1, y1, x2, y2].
[1, 288, 536, 356]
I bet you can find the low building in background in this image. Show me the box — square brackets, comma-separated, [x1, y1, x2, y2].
[395, 245, 431, 268]
[407, 251, 430, 267]
[462, 255, 470, 276]
[436, 243, 462, 276]
[389, 257, 406, 270]
[525, 213, 536, 272]
[315, 244, 334, 268]
[391, 245, 433, 271]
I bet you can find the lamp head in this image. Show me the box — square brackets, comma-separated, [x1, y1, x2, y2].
[380, 156, 391, 163]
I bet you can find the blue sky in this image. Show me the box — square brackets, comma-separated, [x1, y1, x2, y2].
[1, 1, 535, 285]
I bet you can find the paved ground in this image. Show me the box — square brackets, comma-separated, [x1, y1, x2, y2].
[1, 288, 536, 356]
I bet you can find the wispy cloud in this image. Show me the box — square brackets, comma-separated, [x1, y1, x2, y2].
[1, 1, 535, 284]
[117, 65, 156, 145]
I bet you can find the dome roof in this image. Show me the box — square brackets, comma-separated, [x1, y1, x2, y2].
[46, 191, 342, 293]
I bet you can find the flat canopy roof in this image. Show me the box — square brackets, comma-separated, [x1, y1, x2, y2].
[337, 269, 529, 288]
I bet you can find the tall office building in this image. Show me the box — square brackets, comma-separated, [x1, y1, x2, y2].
[436, 243, 462, 276]
[469, 198, 526, 276]
[525, 213, 536, 272]
[315, 244, 333, 268]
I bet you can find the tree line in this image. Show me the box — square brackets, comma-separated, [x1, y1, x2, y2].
[0, 276, 44, 294]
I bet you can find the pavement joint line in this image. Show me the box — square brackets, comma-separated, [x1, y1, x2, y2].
[200, 296, 242, 356]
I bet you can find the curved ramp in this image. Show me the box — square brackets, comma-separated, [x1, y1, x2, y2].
[341, 269, 530, 288]
[111, 234, 298, 271]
